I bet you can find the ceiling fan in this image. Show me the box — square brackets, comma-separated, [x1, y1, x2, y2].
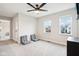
[27, 3, 48, 13]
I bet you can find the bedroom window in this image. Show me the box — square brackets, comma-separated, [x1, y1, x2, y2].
[43, 20, 52, 33]
[59, 16, 72, 35]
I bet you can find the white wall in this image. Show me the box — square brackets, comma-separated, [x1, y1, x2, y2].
[12, 14, 19, 42]
[12, 13, 37, 43]
[12, 8, 77, 45]
[36, 8, 77, 45]
[18, 14, 37, 41]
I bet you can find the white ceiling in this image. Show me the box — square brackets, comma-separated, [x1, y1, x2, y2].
[0, 3, 76, 18]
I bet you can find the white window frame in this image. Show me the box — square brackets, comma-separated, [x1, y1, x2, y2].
[43, 20, 52, 33]
[59, 16, 72, 36]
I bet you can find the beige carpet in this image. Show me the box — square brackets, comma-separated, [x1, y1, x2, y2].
[0, 40, 66, 56]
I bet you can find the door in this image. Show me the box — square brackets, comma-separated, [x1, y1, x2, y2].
[0, 19, 10, 41]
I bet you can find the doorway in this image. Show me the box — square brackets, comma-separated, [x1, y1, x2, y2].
[0, 19, 10, 41]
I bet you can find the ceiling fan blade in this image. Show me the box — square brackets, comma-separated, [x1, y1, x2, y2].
[39, 9, 48, 11]
[27, 3, 36, 9]
[39, 3, 46, 8]
[27, 10, 35, 12]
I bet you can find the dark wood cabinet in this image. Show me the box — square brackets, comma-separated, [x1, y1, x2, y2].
[67, 41, 79, 56]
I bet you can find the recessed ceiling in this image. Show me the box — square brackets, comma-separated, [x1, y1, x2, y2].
[0, 3, 76, 18]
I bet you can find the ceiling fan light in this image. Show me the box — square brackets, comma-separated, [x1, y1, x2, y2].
[34, 10, 40, 14]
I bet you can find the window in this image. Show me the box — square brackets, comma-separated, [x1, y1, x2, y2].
[43, 20, 52, 33]
[59, 16, 72, 35]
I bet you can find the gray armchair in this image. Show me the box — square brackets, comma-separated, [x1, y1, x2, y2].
[30, 34, 39, 42]
[20, 35, 30, 45]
